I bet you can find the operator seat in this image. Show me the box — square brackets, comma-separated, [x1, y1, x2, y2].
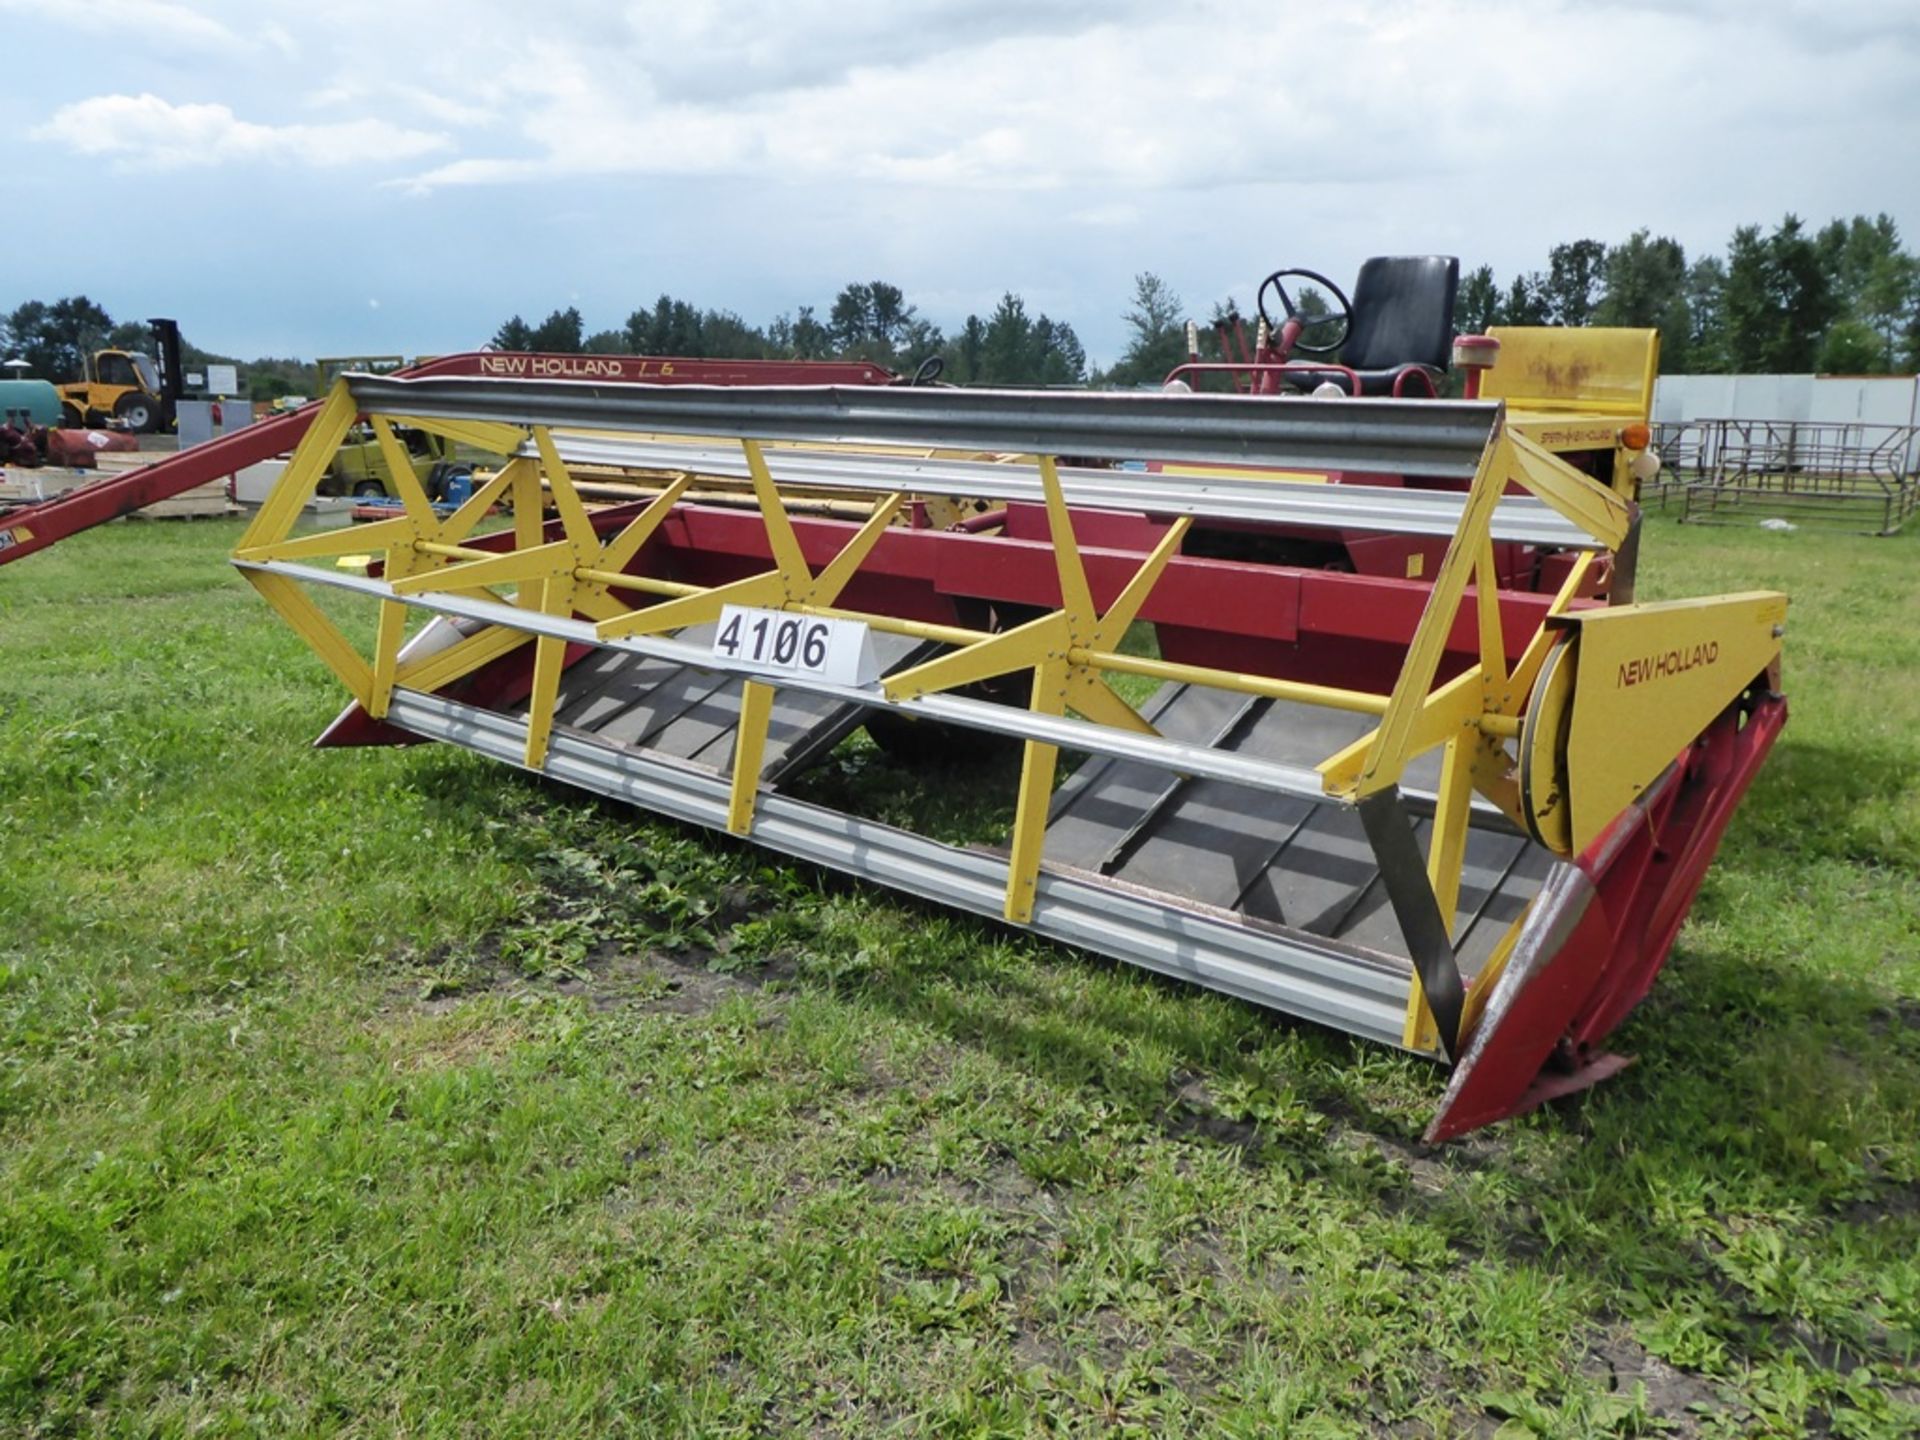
[1289, 255, 1460, 396]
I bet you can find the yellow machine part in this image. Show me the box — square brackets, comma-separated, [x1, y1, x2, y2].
[1521, 591, 1787, 855]
[1151, 462, 1331, 485]
[1481, 326, 1659, 418]
[1483, 325, 1659, 497]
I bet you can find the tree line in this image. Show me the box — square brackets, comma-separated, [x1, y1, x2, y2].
[0, 295, 308, 401]
[491, 213, 1920, 384]
[490, 280, 1091, 388]
[7, 210, 1916, 401]
[1453, 214, 1917, 374]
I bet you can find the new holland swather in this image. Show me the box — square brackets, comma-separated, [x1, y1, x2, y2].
[2, 258, 1788, 1139]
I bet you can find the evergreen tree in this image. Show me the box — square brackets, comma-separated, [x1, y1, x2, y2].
[1594, 231, 1691, 370]
[894, 316, 949, 373]
[1720, 225, 1775, 370]
[1594, 232, 1687, 327]
[788, 306, 830, 360]
[699, 309, 770, 359]
[106, 320, 151, 352]
[491, 308, 586, 353]
[1455, 265, 1500, 335]
[528, 307, 586, 353]
[1103, 273, 1186, 386]
[980, 293, 1036, 383]
[1683, 257, 1728, 372]
[952, 314, 987, 383]
[1031, 315, 1088, 386]
[1543, 240, 1607, 326]
[490, 315, 535, 351]
[1723, 216, 1840, 371]
[1501, 272, 1550, 326]
[825, 280, 921, 363]
[2, 295, 115, 378]
[1768, 215, 1839, 370]
[1816, 319, 1884, 373]
[1817, 214, 1916, 371]
[951, 294, 1087, 386]
[827, 283, 876, 353]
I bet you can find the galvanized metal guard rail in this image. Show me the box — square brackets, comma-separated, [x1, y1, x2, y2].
[234, 376, 1639, 1066]
[341, 375, 1506, 477]
[528, 432, 1598, 547]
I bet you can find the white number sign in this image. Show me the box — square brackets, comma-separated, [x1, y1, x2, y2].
[711, 605, 879, 687]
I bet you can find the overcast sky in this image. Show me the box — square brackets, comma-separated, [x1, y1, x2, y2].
[3, 0, 1916, 367]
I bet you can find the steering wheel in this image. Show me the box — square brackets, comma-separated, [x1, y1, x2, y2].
[1255, 268, 1354, 356]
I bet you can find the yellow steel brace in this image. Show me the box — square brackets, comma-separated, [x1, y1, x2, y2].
[509, 456, 546, 552]
[1351, 432, 1509, 797]
[531, 427, 599, 554]
[722, 492, 907, 835]
[243, 569, 373, 709]
[237, 382, 359, 550]
[387, 415, 529, 458]
[1507, 433, 1632, 551]
[522, 574, 576, 770]
[1005, 658, 1069, 923]
[395, 624, 533, 693]
[727, 682, 775, 835]
[369, 417, 441, 532]
[241, 512, 417, 564]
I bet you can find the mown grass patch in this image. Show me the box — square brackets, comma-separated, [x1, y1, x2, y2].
[0, 515, 1915, 1436]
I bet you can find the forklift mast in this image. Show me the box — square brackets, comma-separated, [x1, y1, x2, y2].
[148, 318, 184, 428]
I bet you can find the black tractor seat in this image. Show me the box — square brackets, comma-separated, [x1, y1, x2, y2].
[1281, 255, 1459, 396]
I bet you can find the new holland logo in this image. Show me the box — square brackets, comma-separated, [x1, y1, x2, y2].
[1618, 640, 1718, 687]
[478, 356, 665, 380]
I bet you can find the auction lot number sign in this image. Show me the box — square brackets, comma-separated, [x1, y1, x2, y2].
[711, 604, 879, 687]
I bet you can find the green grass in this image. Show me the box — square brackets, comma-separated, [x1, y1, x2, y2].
[1, 515, 1916, 1437]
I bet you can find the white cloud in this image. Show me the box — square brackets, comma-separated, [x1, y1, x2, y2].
[25, 1, 1920, 220]
[391, 19, 1360, 193]
[8, 0, 1920, 361]
[392, 3, 1868, 196]
[305, 73, 498, 129]
[404, 90, 499, 129]
[1070, 204, 1143, 228]
[31, 94, 452, 170]
[0, 0, 248, 51]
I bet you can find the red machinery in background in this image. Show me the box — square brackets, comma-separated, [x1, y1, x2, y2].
[0, 352, 900, 566]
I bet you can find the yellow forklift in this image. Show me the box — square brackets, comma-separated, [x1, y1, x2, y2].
[56, 319, 185, 434]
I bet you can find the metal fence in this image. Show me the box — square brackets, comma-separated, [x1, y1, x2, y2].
[1645, 418, 1918, 534]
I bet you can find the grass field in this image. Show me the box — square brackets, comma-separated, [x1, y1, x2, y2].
[1, 514, 1916, 1437]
